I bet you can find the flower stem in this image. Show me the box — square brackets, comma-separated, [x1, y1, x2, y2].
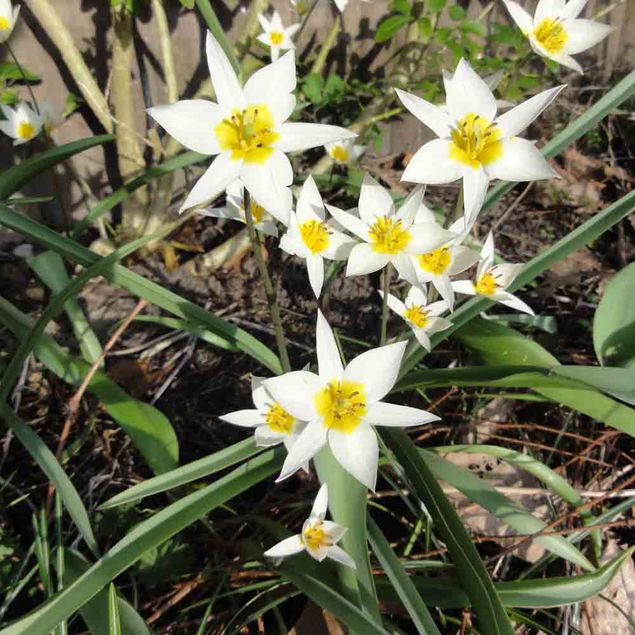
[5, 43, 40, 115]
[243, 188, 291, 372]
[380, 264, 391, 345]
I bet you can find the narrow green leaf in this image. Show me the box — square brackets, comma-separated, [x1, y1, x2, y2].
[0, 404, 98, 557]
[367, 517, 441, 634]
[375, 15, 412, 42]
[107, 585, 121, 635]
[381, 429, 514, 635]
[100, 436, 262, 509]
[2, 450, 283, 635]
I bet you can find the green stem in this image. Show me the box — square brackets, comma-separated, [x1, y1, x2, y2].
[380, 264, 391, 345]
[242, 189, 291, 372]
[5, 43, 40, 115]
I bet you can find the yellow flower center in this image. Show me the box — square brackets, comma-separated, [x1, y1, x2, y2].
[17, 122, 36, 140]
[302, 521, 331, 550]
[417, 247, 451, 276]
[404, 305, 429, 329]
[299, 219, 330, 254]
[331, 145, 350, 164]
[215, 104, 280, 165]
[533, 18, 568, 54]
[368, 216, 411, 254]
[475, 271, 497, 295]
[0, 16, 10, 30]
[265, 403, 294, 435]
[243, 201, 265, 224]
[269, 31, 284, 46]
[314, 380, 367, 434]
[449, 113, 503, 169]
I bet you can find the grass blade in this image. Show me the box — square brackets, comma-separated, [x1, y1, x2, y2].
[107, 584, 121, 635]
[195, 0, 240, 74]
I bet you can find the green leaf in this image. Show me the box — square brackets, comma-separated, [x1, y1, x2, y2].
[391, 0, 412, 15]
[2, 449, 283, 635]
[420, 450, 594, 571]
[427, 0, 447, 13]
[0, 205, 282, 374]
[28, 251, 103, 365]
[195, 0, 240, 74]
[381, 429, 514, 635]
[0, 297, 179, 475]
[593, 261, 635, 367]
[302, 73, 324, 105]
[0, 62, 40, 82]
[0, 405, 98, 558]
[367, 517, 441, 634]
[448, 5, 466, 20]
[0, 135, 114, 201]
[487, 313, 557, 334]
[179, 0, 195, 7]
[375, 15, 412, 43]
[100, 437, 262, 509]
[107, 584, 121, 635]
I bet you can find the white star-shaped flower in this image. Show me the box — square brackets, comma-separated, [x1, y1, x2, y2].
[395, 58, 565, 221]
[380, 285, 452, 351]
[264, 310, 439, 490]
[263, 484, 355, 568]
[257, 10, 300, 62]
[327, 176, 455, 284]
[503, 0, 614, 74]
[325, 139, 366, 165]
[0, 102, 42, 145]
[279, 176, 356, 297]
[148, 32, 355, 223]
[451, 232, 533, 314]
[0, 0, 19, 44]
[199, 179, 285, 237]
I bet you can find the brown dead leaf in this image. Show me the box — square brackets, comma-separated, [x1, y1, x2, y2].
[106, 358, 166, 399]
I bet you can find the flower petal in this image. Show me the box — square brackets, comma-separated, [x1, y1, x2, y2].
[346, 243, 391, 277]
[327, 205, 369, 240]
[405, 285, 428, 307]
[402, 139, 463, 185]
[264, 371, 323, 420]
[344, 341, 407, 402]
[535, 0, 566, 22]
[147, 100, 222, 155]
[276, 418, 327, 481]
[383, 292, 406, 317]
[497, 291, 535, 315]
[495, 85, 565, 138]
[316, 309, 344, 380]
[548, 51, 584, 74]
[264, 534, 305, 558]
[446, 58, 497, 122]
[306, 253, 324, 298]
[206, 31, 245, 109]
[396, 185, 426, 226]
[359, 173, 394, 225]
[563, 19, 614, 55]
[431, 275, 456, 310]
[251, 376, 269, 410]
[322, 520, 347, 542]
[327, 544, 356, 568]
[297, 175, 325, 222]
[394, 88, 452, 137]
[219, 409, 265, 427]
[255, 426, 285, 446]
[448, 246, 480, 275]
[406, 223, 455, 254]
[329, 424, 378, 491]
[311, 482, 329, 519]
[179, 153, 240, 213]
[561, 0, 588, 19]
[365, 401, 439, 426]
[463, 167, 489, 225]
[502, 0, 534, 33]
[413, 329, 432, 350]
[426, 316, 453, 334]
[322, 230, 356, 260]
[452, 279, 477, 295]
[277, 122, 356, 152]
[486, 138, 558, 182]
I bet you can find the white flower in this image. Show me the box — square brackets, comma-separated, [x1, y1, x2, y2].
[395, 58, 565, 220]
[264, 310, 439, 490]
[327, 176, 455, 284]
[40, 101, 62, 135]
[147, 32, 355, 223]
[325, 139, 366, 165]
[0, 0, 20, 44]
[219, 375, 306, 454]
[263, 484, 355, 568]
[198, 179, 284, 237]
[0, 102, 42, 145]
[279, 176, 355, 297]
[257, 10, 300, 62]
[380, 286, 452, 351]
[503, 0, 614, 74]
[451, 232, 533, 314]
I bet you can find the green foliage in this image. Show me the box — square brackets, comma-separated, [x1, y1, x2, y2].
[375, 15, 413, 43]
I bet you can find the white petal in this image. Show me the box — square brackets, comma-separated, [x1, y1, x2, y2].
[277, 122, 356, 152]
[255, 426, 286, 446]
[322, 230, 356, 260]
[257, 13, 270, 31]
[446, 58, 497, 122]
[402, 139, 463, 185]
[346, 243, 391, 277]
[198, 205, 243, 223]
[297, 175, 325, 222]
[251, 376, 269, 410]
[258, 221, 279, 237]
[179, 153, 240, 212]
[396, 186, 426, 227]
[431, 276, 456, 310]
[206, 31, 245, 109]
[392, 253, 418, 286]
[327, 545, 356, 569]
[264, 371, 323, 420]
[481, 231, 495, 263]
[486, 138, 557, 182]
[344, 341, 406, 403]
[548, 51, 584, 74]
[493, 262, 522, 288]
[463, 168, 489, 225]
[405, 285, 428, 307]
[243, 50, 297, 123]
[219, 409, 265, 427]
[311, 483, 329, 519]
[322, 520, 347, 543]
[535, 0, 566, 22]
[452, 279, 477, 295]
[264, 534, 305, 558]
[329, 424, 378, 491]
[497, 291, 535, 315]
[147, 100, 222, 155]
[306, 254, 325, 298]
[277, 419, 327, 481]
[359, 173, 394, 225]
[0, 120, 15, 139]
[394, 88, 452, 137]
[239, 150, 293, 224]
[502, 0, 534, 33]
[448, 246, 479, 275]
[562, 0, 588, 19]
[413, 329, 432, 350]
[365, 401, 440, 427]
[426, 316, 453, 334]
[327, 205, 369, 240]
[316, 310, 344, 380]
[426, 299, 449, 316]
[495, 85, 565, 138]
[406, 223, 455, 254]
[563, 19, 614, 55]
[384, 292, 406, 317]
